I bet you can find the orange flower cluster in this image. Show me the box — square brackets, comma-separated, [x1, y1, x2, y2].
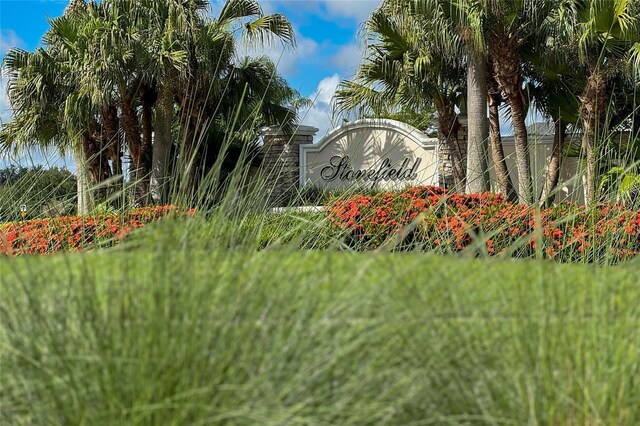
[1, 205, 195, 256]
[328, 186, 640, 264]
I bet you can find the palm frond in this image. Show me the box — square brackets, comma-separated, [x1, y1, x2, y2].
[217, 0, 262, 25]
[242, 13, 296, 48]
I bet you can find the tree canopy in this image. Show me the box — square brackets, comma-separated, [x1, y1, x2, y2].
[337, 0, 640, 205]
[1, 0, 305, 212]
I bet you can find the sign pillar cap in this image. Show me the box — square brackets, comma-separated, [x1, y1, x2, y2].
[260, 124, 319, 137]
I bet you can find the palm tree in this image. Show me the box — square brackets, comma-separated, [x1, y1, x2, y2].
[410, 0, 559, 203]
[79, 0, 152, 205]
[70, 0, 296, 205]
[198, 55, 308, 198]
[160, 0, 295, 196]
[49, 6, 120, 204]
[66, 1, 123, 181]
[406, 0, 491, 194]
[526, 45, 582, 206]
[551, 0, 640, 205]
[142, 0, 196, 203]
[0, 3, 115, 213]
[0, 48, 94, 213]
[334, 5, 467, 191]
[487, 58, 517, 202]
[1, 49, 66, 153]
[484, 0, 557, 204]
[1, 0, 310, 209]
[130, 0, 296, 201]
[465, 39, 491, 195]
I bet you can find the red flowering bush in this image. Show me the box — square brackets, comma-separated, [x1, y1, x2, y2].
[328, 186, 640, 264]
[1, 205, 195, 256]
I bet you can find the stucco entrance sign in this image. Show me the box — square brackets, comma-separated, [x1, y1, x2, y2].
[299, 119, 439, 189]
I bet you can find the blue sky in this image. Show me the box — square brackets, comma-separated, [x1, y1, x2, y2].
[0, 0, 382, 155]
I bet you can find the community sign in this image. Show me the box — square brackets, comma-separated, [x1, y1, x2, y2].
[299, 119, 439, 190]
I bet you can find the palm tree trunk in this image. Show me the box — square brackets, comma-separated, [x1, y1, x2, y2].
[489, 29, 533, 204]
[488, 72, 517, 203]
[509, 93, 534, 204]
[140, 89, 154, 204]
[581, 119, 598, 206]
[465, 49, 490, 195]
[102, 105, 122, 208]
[539, 119, 566, 207]
[179, 95, 205, 195]
[74, 146, 92, 215]
[437, 102, 466, 191]
[82, 131, 111, 202]
[579, 70, 606, 206]
[103, 105, 121, 176]
[151, 82, 173, 204]
[119, 96, 148, 206]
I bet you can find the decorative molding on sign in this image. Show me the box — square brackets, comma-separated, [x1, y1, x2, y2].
[299, 119, 439, 187]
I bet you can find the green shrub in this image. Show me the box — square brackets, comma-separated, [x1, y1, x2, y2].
[327, 186, 640, 265]
[0, 166, 76, 221]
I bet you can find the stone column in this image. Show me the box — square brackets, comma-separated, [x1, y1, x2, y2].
[438, 115, 468, 190]
[456, 115, 469, 175]
[438, 138, 454, 189]
[261, 125, 319, 206]
[458, 115, 468, 161]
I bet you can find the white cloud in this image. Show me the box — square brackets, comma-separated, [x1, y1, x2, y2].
[1, 30, 24, 124]
[329, 42, 363, 77]
[264, 0, 380, 23]
[210, 1, 373, 80]
[0, 29, 25, 56]
[321, 0, 380, 22]
[239, 32, 320, 77]
[299, 73, 342, 138]
[0, 76, 12, 124]
[311, 73, 341, 105]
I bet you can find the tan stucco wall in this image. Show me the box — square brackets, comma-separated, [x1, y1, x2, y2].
[489, 136, 585, 204]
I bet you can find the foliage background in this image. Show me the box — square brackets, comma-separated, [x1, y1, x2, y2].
[0, 166, 76, 222]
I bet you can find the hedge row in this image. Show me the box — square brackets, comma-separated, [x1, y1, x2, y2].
[1, 206, 194, 255]
[327, 186, 640, 264]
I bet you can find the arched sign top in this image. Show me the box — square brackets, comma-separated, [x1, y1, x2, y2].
[312, 119, 438, 151]
[299, 118, 440, 189]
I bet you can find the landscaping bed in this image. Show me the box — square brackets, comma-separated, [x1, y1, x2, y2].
[327, 186, 640, 264]
[0, 205, 194, 255]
